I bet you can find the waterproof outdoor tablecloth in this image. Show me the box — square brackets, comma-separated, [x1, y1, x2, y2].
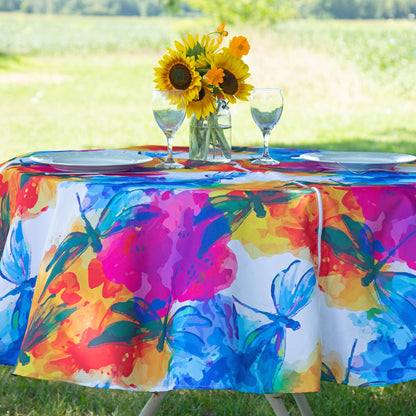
[1, 146, 416, 394]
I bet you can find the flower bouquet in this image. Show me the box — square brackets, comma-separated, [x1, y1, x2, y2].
[154, 23, 254, 161]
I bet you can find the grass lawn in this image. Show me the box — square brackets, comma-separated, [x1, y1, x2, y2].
[1, 363, 416, 415]
[0, 12, 416, 416]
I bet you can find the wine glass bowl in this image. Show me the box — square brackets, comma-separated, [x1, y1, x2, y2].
[250, 88, 284, 165]
[153, 89, 186, 169]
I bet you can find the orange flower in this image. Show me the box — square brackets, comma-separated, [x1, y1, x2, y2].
[206, 66, 225, 86]
[229, 36, 250, 58]
[216, 22, 228, 45]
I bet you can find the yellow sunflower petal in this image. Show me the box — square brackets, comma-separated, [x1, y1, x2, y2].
[186, 80, 217, 119]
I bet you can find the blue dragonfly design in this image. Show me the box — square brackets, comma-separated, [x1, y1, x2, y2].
[88, 297, 211, 358]
[89, 265, 212, 358]
[0, 221, 37, 365]
[233, 260, 316, 391]
[0, 221, 77, 367]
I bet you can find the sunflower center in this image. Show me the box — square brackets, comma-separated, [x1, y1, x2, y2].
[219, 69, 238, 95]
[169, 63, 192, 90]
[196, 86, 205, 102]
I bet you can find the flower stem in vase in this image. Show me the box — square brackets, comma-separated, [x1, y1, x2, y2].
[189, 99, 232, 162]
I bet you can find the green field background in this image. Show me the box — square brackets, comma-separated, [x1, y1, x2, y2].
[1, 14, 415, 162]
[0, 12, 416, 416]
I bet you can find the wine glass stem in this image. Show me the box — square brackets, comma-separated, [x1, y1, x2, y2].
[166, 134, 174, 162]
[262, 131, 271, 159]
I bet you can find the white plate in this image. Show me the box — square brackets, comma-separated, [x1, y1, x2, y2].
[29, 149, 152, 173]
[300, 151, 416, 171]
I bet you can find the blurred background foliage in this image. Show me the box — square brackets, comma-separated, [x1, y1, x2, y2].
[1, 0, 416, 21]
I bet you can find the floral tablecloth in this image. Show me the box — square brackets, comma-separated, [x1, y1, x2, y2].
[1, 146, 416, 394]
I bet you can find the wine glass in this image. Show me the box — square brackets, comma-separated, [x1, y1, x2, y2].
[153, 89, 186, 169]
[250, 88, 284, 165]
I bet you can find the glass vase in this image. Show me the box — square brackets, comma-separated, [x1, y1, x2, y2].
[189, 99, 232, 162]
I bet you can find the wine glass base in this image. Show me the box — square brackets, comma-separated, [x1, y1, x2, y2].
[155, 160, 184, 169]
[251, 157, 280, 166]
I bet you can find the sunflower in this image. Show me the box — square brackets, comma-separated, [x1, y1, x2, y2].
[185, 79, 217, 120]
[154, 49, 201, 104]
[212, 50, 253, 103]
[174, 34, 219, 61]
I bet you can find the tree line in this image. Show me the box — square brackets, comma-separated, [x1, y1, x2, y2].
[0, 0, 180, 16]
[305, 0, 416, 19]
[1, 0, 415, 19]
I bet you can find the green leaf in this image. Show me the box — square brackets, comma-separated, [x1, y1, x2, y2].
[0, 191, 10, 251]
[186, 42, 204, 59]
[21, 298, 77, 354]
[41, 232, 90, 299]
[111, 298, 161, 324]
[88, 320, 160, 347]
[321, 226, 370, 270]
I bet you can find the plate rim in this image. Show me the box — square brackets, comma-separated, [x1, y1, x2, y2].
[29, 149, 153, 170]
[299, 151, 416, 166]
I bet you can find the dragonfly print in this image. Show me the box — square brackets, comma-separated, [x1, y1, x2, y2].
[88, 269, 212, 370]
[194, 189, 300, 257]
[0, 221, 36, 365]
[88, 299, 211, 356]
[13, 188, 165, 366]
[233, 260, 316, 392]
[0, 172, 62, 365]
[321, 214, 416, 331]
[40, 189, 161, 300]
